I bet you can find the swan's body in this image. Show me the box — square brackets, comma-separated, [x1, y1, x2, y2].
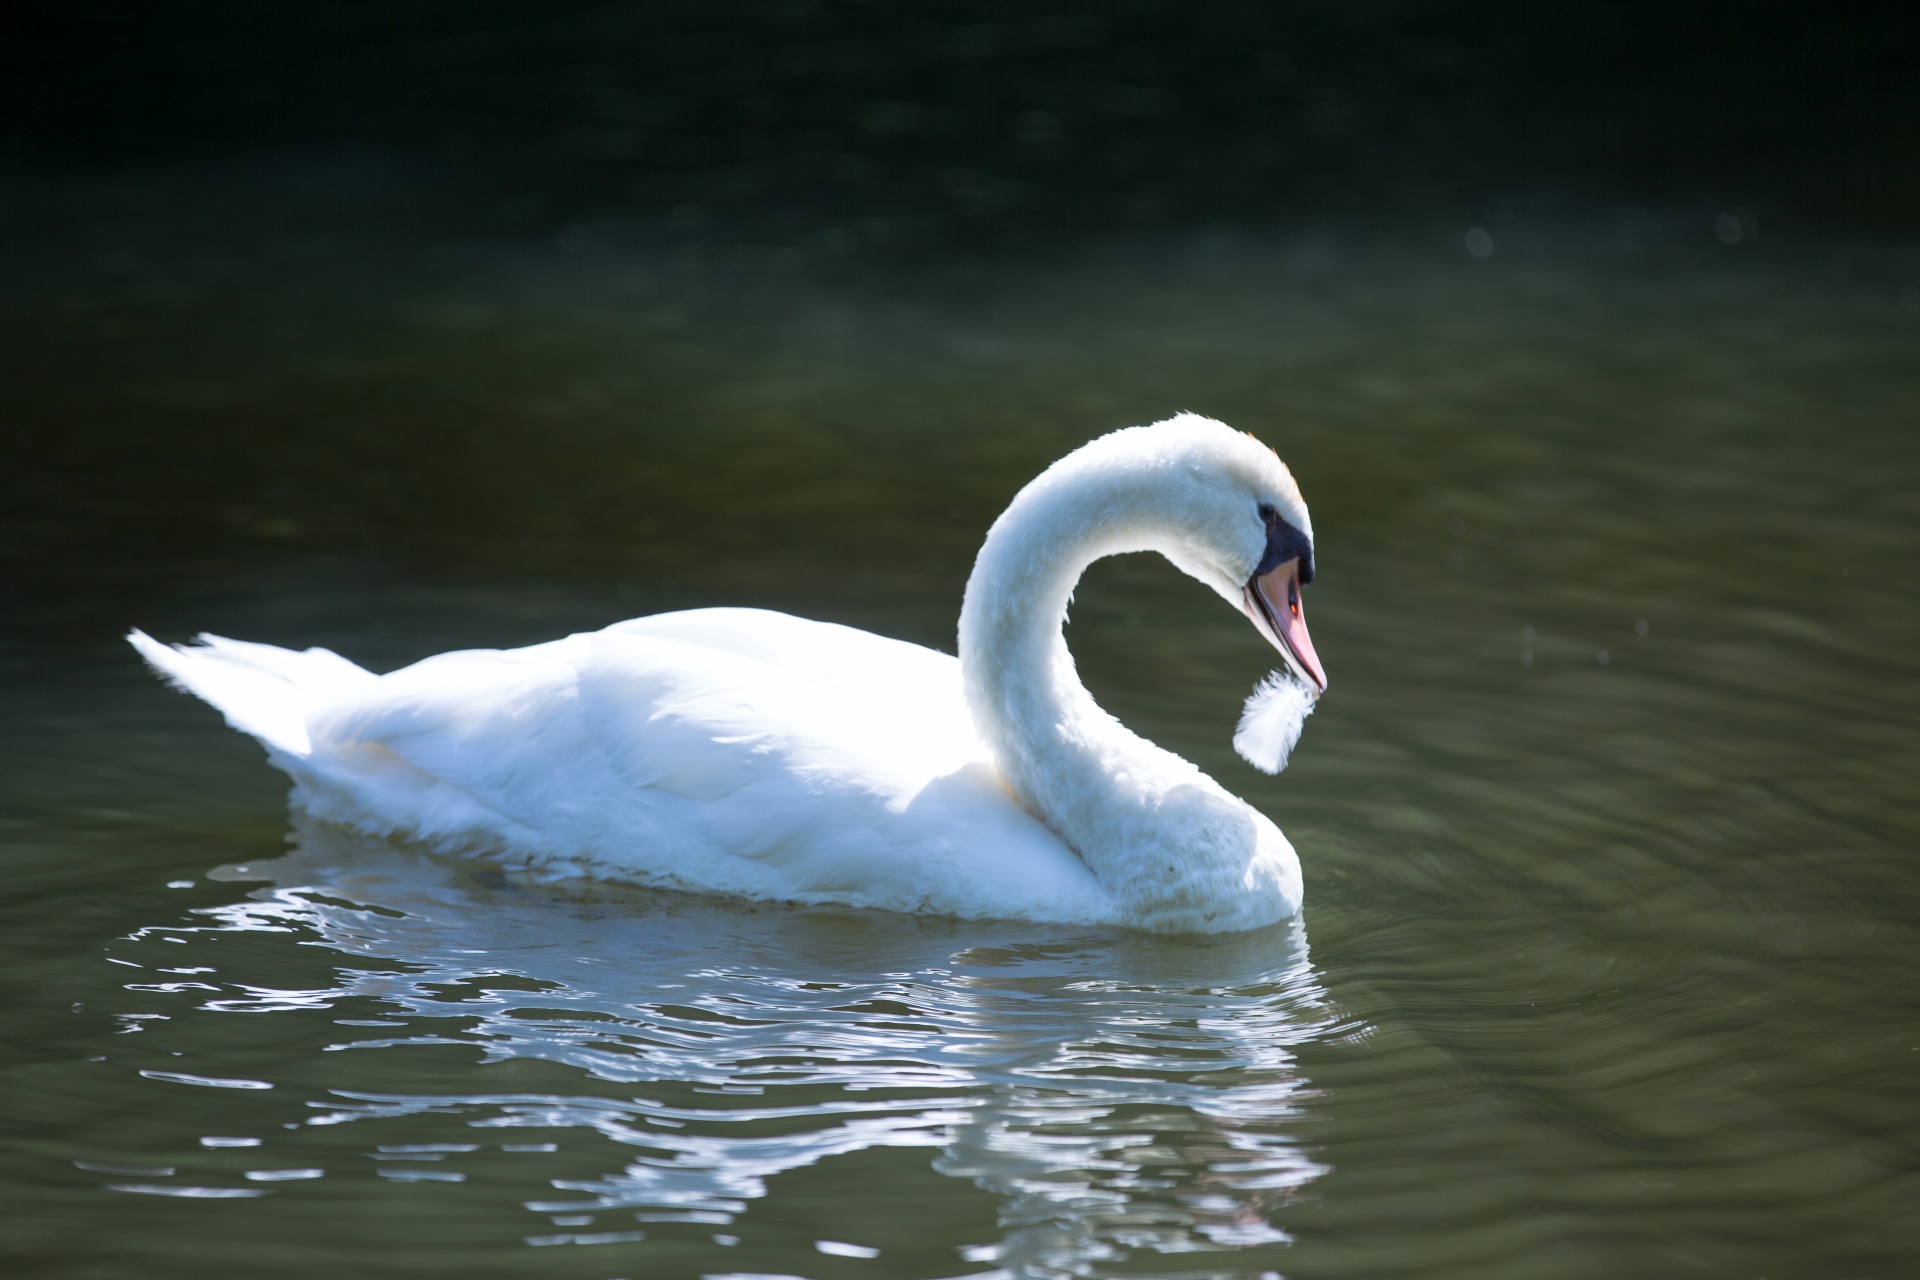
[132, 415, 1327, 933]
[139, 610, 1116, 924]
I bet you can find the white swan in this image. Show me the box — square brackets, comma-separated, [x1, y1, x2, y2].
[131, 414, 1328, 933]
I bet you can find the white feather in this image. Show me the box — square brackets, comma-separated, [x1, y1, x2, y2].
[1234, 670, 1317, 774]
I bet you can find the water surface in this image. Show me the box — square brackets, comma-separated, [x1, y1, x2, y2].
[3, 188, 1918, 1278]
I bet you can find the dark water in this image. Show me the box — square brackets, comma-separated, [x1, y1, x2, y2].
[4, 187, 1919, 1278]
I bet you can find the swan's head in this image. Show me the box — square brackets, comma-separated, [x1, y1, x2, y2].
[1050, 414, 1327, 692]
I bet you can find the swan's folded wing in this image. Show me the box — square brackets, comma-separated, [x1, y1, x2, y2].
[597, 607, 984, 780]
[602, 607, 954, 688]
[570, 625, 982, 858]
[284, 613, 1104, 918]
[295, 640, 605, 850]
[291, 627, 951, 872]
[573, 627, 1104, 916]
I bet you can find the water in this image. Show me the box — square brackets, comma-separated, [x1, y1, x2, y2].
[4, 185, 1919, 1278]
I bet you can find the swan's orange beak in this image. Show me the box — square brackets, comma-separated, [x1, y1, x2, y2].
[1245, 557, 1327, 692]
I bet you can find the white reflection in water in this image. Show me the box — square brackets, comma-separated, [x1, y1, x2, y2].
[185, 819, 1349, 1275]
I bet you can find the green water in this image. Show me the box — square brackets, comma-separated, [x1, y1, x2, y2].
[4, 190, 1919, 1278]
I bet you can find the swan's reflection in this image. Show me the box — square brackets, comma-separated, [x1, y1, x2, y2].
[200, 820, 1345, 1276]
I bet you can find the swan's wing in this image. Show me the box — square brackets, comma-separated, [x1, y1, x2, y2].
[596, 607, 994, 805]
[604, 607, 964, 711]
[297, 611, 1106, 920]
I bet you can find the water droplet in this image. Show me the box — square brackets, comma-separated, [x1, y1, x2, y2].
[1635, 619, 1649, 636]
[1596, 649, 1610, 665]
[1714, 214, 1743, 245]
[1464, 227, 1494, 258]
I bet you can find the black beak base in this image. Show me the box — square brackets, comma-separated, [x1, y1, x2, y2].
[1255, 505, 1314, 584]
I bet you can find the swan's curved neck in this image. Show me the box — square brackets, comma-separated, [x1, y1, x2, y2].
[957, 469, 1202, 876]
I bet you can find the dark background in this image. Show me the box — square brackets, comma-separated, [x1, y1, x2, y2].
[4, 0, 1918, 612]
[8, 1, 1919, 244]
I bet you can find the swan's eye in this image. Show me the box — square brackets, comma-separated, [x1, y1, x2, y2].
[1257, 502, 1277, 523]
[1288, 579, 1300, 615]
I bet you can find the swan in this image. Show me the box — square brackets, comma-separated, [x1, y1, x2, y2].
[130, 413, 1328, 933]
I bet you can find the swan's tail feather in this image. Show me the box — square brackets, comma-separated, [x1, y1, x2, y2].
[128, 630, 375, 757]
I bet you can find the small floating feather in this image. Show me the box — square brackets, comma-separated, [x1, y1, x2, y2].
[1233, 670, 1317, 774]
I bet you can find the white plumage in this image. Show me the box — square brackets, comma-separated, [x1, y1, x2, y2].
[132, 414, 1324, 933]
[1233, 672, 1317, 775]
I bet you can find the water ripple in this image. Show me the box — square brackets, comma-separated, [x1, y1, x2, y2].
[85, 819, 1350, 1276]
